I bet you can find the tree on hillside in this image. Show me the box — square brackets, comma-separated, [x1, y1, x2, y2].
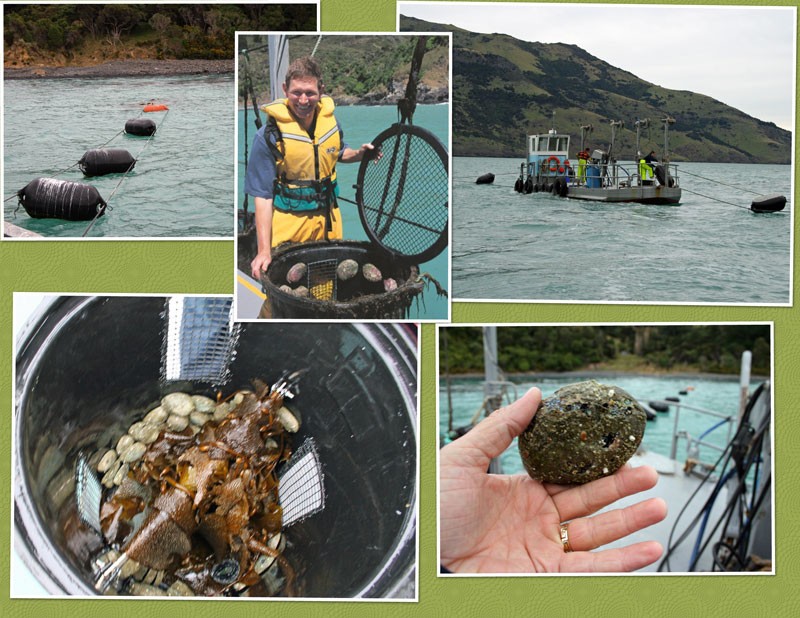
[99, 4, 145, 48]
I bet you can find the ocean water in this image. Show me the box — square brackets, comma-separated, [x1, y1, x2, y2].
[439, 374, 751, 475]
[237, 103, 450, 320]
[452, 157, 792, 304]
[3, 75, 235, 238]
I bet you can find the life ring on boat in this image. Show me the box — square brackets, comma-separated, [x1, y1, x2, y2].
[143, 103, 169, 112]
[546, 156, 560, 172]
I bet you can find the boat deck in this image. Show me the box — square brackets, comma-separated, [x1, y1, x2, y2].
[236, 269, 266, 319]
[599, 450, 733, 573]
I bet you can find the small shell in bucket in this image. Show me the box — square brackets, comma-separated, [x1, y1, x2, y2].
[336, 259, 359, 281]
[286, 262, 307, 284]
[362, 263, 382, 282]
[383, 278, 398, 292]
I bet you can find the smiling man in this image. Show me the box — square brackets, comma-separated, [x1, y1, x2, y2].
[245, 56, 378, 284]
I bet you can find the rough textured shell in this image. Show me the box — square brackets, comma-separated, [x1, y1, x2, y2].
[362, 263, 382, 282]
[336, 259, 359, 281]
[518, 380, 647, 484]
[286, 262, 307, 284]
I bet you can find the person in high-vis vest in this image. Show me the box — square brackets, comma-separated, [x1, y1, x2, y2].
[577, 149, 590, 183]
[245, 57, 380, 285]
[639, 150, 658, 183]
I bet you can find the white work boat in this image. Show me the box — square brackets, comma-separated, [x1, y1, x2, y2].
[515, 118, 682, 204]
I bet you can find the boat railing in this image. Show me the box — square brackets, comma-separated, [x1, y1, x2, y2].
[649, 398, 735, 472]
[570, 160, 680, 189]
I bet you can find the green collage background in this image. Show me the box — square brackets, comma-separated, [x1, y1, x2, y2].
[1, 0, 798, 616]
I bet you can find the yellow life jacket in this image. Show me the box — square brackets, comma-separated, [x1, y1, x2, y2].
[261, 96, 342, 213]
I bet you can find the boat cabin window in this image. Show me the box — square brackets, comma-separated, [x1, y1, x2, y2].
[529, 135, 570, 153]
[532, 136, 570, 152]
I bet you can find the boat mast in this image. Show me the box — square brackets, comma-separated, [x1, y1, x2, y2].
[580, 124, 594, 151]
[738, 350, 752, 421]
[635, 119, 649, 157]
[483, 327, 504, 473]
[662, 116, 675, 163]
[608, 120, 624, 158]
[268, 35, 289, 101]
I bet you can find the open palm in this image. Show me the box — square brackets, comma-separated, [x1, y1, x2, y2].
[440, 388, 667, 573]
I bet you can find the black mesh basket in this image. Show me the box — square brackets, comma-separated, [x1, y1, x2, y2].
[263, 240, 425, 320]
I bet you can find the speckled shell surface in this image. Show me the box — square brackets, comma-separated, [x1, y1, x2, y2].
[518, 380, 647, 484]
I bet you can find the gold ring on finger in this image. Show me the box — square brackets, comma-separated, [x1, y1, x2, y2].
[559, 523, 573, 553]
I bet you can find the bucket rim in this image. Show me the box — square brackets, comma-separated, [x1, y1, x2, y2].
[12, 295, 419, 598]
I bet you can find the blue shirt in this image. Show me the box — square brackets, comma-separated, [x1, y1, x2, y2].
[244, 122, 348, 200]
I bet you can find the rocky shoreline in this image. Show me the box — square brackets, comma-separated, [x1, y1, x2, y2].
[4, 58, 234, 80]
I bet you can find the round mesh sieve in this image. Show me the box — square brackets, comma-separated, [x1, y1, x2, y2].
[356, 123, 448, 264]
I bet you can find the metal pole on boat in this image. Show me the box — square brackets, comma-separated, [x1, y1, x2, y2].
[268, 35, 289, 102]
[662, 116, 675, 162]
[608, 120, 623, 158]
[580, 124, 594, 151]
[635, 119, 649, 158]
[483, 327, 504, 473]
[739, 351, 752, 421]
[483, 327, 502, 409]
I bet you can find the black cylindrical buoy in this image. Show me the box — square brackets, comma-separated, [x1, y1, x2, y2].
[514, 177, 523, 192]
[79, 148, 136, 176]
[125, 118, 157, 136]
[750, 194, 787, 213]
[476, 173, 495, 185]
[17, 177, 107, 221]
[524, 177, 533, 194]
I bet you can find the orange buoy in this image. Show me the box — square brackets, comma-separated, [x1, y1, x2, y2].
[143, 104, 169, 112]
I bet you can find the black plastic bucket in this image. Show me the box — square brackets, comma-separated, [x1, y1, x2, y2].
[14, 296, 417, 598]
[263, 240, 424, 320]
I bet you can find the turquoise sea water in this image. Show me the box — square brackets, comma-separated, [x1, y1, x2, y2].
[452, 157, 792, 304]
[3, 74, 235, 238]
[439, 374, 751, 475]
[237, 103, 450, 320]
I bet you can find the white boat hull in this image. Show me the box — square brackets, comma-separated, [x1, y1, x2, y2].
[567, 185, 682, 204]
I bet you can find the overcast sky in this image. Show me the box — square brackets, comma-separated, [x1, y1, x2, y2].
[398, 2, 796, 131]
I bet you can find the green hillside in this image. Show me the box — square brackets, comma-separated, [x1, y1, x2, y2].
[238, 34, 450, 105]
[400, 16, 790, 163]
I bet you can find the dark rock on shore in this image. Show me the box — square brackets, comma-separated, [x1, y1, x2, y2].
[4, 59, 234, 80]
[332, 83, 449, 107]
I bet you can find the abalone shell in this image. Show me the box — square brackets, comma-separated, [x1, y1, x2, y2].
[518, 380, 647, 484]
